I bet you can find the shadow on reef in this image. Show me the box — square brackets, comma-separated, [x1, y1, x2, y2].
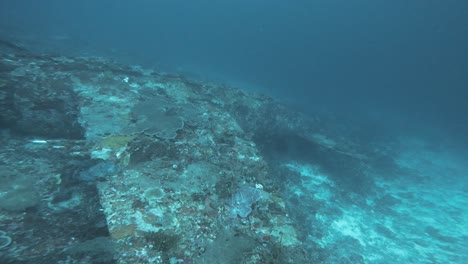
[0, 145, 115, 263]
[0, 37, 116, 259]
[0, 40, 85, 139]
[253, 131, 374, 196]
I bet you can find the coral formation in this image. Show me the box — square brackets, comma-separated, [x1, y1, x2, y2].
[230, 186, 269, 218]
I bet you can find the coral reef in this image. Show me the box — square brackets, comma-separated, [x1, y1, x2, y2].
[2, 39, 450, 264]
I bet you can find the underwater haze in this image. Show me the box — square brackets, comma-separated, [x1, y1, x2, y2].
[1, 1, 468, 263]
[1, 0, 468, 139]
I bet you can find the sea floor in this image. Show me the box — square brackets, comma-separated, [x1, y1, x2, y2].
[281, 135, 468, 263]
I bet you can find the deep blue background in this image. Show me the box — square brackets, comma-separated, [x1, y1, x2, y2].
[1, 0, 467, 139]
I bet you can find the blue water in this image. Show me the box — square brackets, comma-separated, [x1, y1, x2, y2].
[1, 1, 467, 263]
[2, 1, 467, 135]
